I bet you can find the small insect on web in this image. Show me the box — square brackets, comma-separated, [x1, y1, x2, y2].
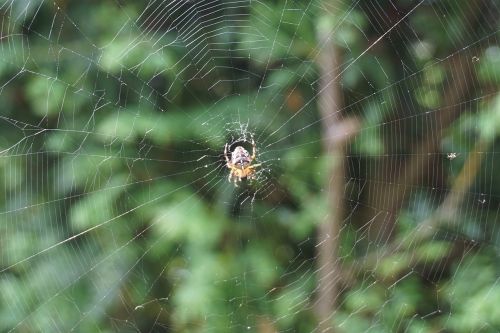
[224, 137, 261, 186]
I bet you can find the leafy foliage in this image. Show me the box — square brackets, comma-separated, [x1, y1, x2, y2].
[0, 0, 499, 332]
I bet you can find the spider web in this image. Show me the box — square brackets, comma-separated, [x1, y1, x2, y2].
[0, 0, 499, 332]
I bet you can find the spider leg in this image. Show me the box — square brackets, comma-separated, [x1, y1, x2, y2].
[224, 143, 230, 166]
[247, 163, 261, 169]
[227, 167, 240, 186]
[251, 137, 256, 160]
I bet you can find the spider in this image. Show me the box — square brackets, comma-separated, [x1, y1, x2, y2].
[224, 138, 261, 184]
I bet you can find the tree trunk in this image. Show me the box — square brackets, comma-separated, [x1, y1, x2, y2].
[314, 6, 359, 331]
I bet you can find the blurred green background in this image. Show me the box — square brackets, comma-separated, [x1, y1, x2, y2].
[0, 0, 500, 332]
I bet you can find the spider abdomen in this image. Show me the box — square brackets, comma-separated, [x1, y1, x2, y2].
[231, 146, 251, 167]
